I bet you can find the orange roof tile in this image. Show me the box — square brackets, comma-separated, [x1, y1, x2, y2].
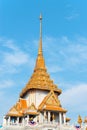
[6, 105, 23, 117]
[19, 98, 27, 110]
[6, 98, 28, 117]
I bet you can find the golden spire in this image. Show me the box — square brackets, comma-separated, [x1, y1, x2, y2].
[38, 13, 43, 56]
[34, 14, 46, 70]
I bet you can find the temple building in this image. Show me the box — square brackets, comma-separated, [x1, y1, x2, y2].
[3, 15, 69, 130]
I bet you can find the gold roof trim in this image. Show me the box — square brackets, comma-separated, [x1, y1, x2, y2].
[43, 105, 67, 113]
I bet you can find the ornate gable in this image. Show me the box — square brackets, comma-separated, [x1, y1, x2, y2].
[25, 103, 38, 115]
[46, 91, 61, 106]
[38, 91, 67, 112]
[38, 91, 61, 111]
[29, 103, 37, 111]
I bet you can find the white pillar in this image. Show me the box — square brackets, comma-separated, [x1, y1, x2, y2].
[37, 115, 39, 123]
[22, 118, 25, 126]
[59, 113, 62, 125]
[39, 113, 42, 123]
[8, 116, 10, 125]
[3, 116, 6, 126]
[7, 118, 9, 125]
[52, 113, 55, 123]
[27, 115, 29, 125]
[17, 117, 19, 125]
[40, 112, 44, 123]
[44, 111, 46, 122]
[34, 116, 37, 122]
[63, 113, 66, 125]
[48, 111, 50, 123]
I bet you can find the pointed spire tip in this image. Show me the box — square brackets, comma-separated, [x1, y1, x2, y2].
[40, 13, 42, 20]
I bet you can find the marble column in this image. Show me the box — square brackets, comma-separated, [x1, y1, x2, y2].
[52, 113, 55, 123]
[34, 116, 37, 122]
[63, 113, 66, 125]
[8, 116, 10, 125]
[44, 111, 46, 122]
[48, 111, 50, 123]
[59, 113, 62, 125]
[39, 113, 42, 123]
[22, 118, 25, 126]
[17, 117, 19, 125]
[37, 115, 39, 123]
[27, 115, 29, 125]
[3, 116, 6, 126]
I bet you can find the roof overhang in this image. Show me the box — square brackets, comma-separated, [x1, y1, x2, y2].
[39, 105, 67, 113]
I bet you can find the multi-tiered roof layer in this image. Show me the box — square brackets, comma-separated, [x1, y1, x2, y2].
[20, 14, 62, 98]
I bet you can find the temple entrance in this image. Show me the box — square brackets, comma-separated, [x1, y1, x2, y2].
[50, 112, 55, 122]
[29, 115, 36, 125]
[50, 112, 53, 122]
[11, 117, 17, 124]
[19, 117, 22, 123]
[29, 115, 35, 122]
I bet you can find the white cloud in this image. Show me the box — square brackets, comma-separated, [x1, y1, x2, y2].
[0, 37, 34, 74]
[47, 65, 63, 73]
[0, 91, 4, 99]
[3, 51, 29, 66]
[43, 36, 87, 72]
[0, 90, 18, 124]
[60, 83, 87, 113]
[65, 13, 79, 20]
[4, 40, 19, 51]
[65, 8, 80, 21]
[0, 38, 29, 66]
[0, 80, 15, 89]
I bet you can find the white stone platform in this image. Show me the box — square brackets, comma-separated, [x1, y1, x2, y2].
[2, 123, 87, 130]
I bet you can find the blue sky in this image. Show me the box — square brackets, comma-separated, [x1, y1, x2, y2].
[0, 0, 87, 124]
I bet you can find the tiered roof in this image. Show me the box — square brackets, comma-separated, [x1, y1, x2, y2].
[20, 14, 61, 98]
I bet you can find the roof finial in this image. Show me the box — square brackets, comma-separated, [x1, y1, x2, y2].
[40, 13, 42, 39]
[38, 13, 43, 55]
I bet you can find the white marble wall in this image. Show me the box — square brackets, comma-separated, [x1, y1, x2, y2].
[23, 89, 48, 108]
[35, 90, 48, 108]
